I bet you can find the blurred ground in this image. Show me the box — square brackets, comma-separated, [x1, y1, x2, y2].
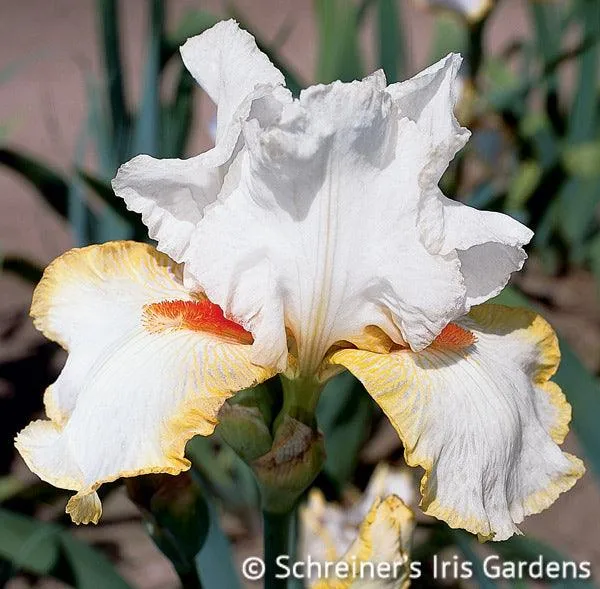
[1, 1, 599, 588]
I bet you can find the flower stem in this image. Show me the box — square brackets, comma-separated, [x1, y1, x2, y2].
[278, 376, 322, 428]
[467, 18, 485, 81]
[263, 509, 292, 589]
[179, 569, 204, 589]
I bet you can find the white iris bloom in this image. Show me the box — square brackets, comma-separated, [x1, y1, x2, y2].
[16, 21, 582, 540]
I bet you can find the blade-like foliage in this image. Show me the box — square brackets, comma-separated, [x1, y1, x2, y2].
[314, 0, 363, 83]
[160, 64, 195, 158]
[77, 169, 147, 240]
[318, 372, 373, 490]
[0, 148, 69, 219]
[132, 0, 163, 158]
[0, 508, 133, 588]
[1, 256, 43, 284]
[195, 500, 242, 589]
[230, 8, 305, 96]
[97, 0, 128, 163]
[494, 535, 596, 588]
[161, 10, 220, 66]
[376, 0, 405, 83]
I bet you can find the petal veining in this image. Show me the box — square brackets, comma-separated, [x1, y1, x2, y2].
[185, 72, 468, 371]
[15, 241, 273, 523]
[115, 22, 534, 375]
[328, 304, 584, 540]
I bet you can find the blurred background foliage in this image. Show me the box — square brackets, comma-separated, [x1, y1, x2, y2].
[0, 0, 599, 587]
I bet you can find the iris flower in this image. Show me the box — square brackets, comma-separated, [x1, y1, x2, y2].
[415, 0, 493, 23]
[301, 477, 415, 589]
[300, 464, 415, 579]
[16, 20, 582, 540]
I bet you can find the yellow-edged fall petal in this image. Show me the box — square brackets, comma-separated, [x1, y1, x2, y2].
[300, 463, 415, 569]
[328, 304, 584, 541]
[304, 494, 414, 589]
[15, 241, 274, 523]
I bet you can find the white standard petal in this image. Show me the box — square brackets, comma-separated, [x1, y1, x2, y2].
[388, 53, 533, 307]
[329, 305, 584, 541]
[15, 242, 273, 523]
[180, 19, 286, 144]
[185, 72, 469, 371]
[112, 20, 289, 263]
[426, 190, 534, 304]
[387, 53, 470, 180]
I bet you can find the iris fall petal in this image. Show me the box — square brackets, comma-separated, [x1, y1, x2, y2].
[329, 304, 584, 541]
[15, 241, 273, 523]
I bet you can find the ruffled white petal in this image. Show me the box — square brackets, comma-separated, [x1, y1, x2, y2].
[15, 242, 273, 523]
[388, 54, 533, 304]
[185, 72, 469, 371]
[329, 305, 584, 541]
[116, 26, 533, 372]
[387, 53, 470, 181]
[421, 188, 533, 305]
[180, 19, 285, 144]
[112, 157, 224, 263]
[112, 20, 289, 263]
[184, 57, 532, 370]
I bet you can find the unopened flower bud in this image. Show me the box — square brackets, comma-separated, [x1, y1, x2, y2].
[216, 384, 274, 462]
[252, 415, 326, 513]
[126, 472, 208, 574]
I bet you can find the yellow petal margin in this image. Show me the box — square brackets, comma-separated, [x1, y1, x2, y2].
[16, 241, 275, 523]
[328, 304, 584, 541]
[311, 495, 414, 589]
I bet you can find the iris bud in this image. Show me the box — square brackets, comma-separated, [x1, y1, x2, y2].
[252, 415, 325, 513]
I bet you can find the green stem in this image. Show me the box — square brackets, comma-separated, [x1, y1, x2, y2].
[178, 568, 203, 589]
[278, 377, 322, 429]
[467, 18, 485, 81]
[263, 510, 292, 589]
